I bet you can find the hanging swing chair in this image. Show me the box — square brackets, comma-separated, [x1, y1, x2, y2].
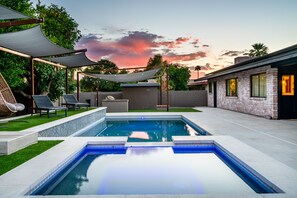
[0, 73, 25, 116]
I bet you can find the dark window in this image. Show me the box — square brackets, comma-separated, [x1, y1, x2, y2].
[226, 78, 238, 96]
[251, 73, 266, 97]
[208, 82, 212, 93]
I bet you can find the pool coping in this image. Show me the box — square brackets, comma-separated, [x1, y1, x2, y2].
[0, 136, 297, 198]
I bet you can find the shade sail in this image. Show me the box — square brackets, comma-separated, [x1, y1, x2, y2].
[0, 25, 75, 57]
[0, 5, 30, 20]
[45, 52, 97, 68]
[85, 68, 160, 83]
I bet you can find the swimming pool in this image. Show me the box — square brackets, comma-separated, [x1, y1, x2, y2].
[77, 118, 208, 141]
[29, 145, 282, 195]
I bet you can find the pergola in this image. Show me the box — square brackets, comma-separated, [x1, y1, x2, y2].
[0, 25, 94, 94]
[0, 5, 170, 111]
[0, 6, 98, 112]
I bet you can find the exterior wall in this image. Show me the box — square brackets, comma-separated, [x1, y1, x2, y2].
[207, 65, 278, 119]
[122, 86, 159, 110]
[161, 90, 207, 107]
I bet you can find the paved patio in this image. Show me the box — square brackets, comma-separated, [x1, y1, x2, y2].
[189, 107, 297, 171]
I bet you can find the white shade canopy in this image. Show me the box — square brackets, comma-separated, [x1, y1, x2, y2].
[0, 25, 75, 57]
[85, 68, 160, 83]
[45, 52, 97, 68]
[0, 5, 30, 20]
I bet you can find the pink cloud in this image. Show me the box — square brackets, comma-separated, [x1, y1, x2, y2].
[75, 32, 207, 68]
[175, 37, 191, 44]
[164, 51, 207, 62]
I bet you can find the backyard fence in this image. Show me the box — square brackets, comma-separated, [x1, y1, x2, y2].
[78, 90, 207, 109]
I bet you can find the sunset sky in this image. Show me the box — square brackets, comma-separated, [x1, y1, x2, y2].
[32, 0, 297, 78]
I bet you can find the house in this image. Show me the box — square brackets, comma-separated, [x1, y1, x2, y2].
[199, 44, 297, 119]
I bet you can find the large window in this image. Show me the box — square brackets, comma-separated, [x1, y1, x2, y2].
[226, 78, 237, 96]
[251, 73, 266, 97]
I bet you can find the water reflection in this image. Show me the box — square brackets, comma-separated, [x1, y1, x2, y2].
[88, 120, 200, 142]
[45, 147, 255, 195]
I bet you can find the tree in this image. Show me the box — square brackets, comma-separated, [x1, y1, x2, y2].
[34, 2, 81, 100]
[36, 2, 81, 49]
[195, 65, 201, 79]
[147, 55, 190, 90]
[83, 59, 118, 74]
[168, 63, 191, 90]
[80, 59, 122, 92]
[146, 54, 166, 70]
[249, 43, 269, 57]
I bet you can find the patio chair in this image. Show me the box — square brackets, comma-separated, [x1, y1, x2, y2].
[62, 94, 90, 110]
[0, 73, 25, 116]
[32, 95, 67, 118]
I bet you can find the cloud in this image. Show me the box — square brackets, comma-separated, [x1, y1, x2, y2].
[191, 38, 199, 45]
[75, 30, 207, 68]
[221, 50, 246, 57]
[175, 37, 191, 44]
[164, 51, 207, 62]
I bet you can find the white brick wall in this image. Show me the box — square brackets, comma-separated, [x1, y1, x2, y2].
[207, 65, 278, 119]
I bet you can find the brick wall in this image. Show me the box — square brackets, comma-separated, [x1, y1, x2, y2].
[207, 65, 279, 119]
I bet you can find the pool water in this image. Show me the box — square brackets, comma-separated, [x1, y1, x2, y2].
[30, 145, 280, 195]
[78, 119, 207, 141]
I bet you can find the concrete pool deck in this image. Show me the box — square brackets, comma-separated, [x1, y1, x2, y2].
[108, 107, 297, 171]
[0, 107, 297, 198]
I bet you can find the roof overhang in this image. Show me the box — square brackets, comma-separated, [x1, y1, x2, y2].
[197, 44, 297, 80]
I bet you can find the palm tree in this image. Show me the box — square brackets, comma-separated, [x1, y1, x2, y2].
[249, 43, 269, 57]
[195, 65, 201, 79]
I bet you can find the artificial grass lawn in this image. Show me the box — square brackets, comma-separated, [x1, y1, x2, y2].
[0, 108, 93, 131]
[129, 108, 201, 112]
[0, 141, 62, 176]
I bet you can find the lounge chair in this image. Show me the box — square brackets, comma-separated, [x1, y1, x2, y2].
[62, 94, 90, 110]
[0, 73, 25, 116]
[32, 95, 67, 118]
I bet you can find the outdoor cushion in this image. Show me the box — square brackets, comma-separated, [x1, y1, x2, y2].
[5, 102, 17, 112]
[106, 95, 115, 100]
[15, 103, 25, 111]
[4, 102, 24, 112]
